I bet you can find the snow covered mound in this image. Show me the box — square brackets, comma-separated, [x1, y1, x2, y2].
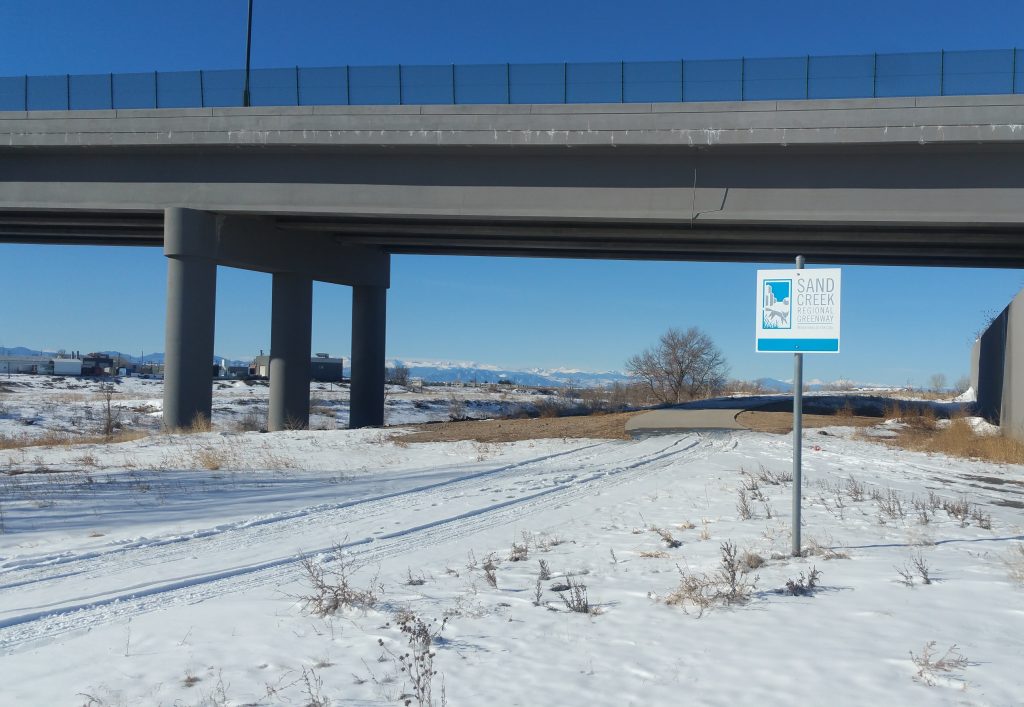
[1, 423, 1023, 705]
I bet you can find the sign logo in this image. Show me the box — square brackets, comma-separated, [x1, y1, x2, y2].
[762, 279, 792, 330]
[755, 268, 841, 353]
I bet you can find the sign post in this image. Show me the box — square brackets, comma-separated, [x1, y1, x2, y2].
[756, 259, 841, 556]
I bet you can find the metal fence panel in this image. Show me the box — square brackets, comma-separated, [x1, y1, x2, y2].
[743, 56, 806, 100]
[0, 76, 25, 111]
[349, 65, 400, 105]
[69, 74, 112, 110]
[875, 51, 941, 97]
[1017, 49, 1024, 94]
[248, 67, 300, 106]
[4, 49, 1022, 112]
[112, 72, 156, 109]
[684, 59, 742, 102]
[454, 64, 508, 103]
[623, 61, 682, 103]
[298, 67, 348, 106]
[156, 70, 202, 108]
[943, 49, 1014, 95]
[401, 64, 454, 104]
[567, 61, 621, 103]
[808, 54, 874, 99]
[202, 69, 245, 107]
[27, 74, 68, 110]
[509, 63, 564, 103]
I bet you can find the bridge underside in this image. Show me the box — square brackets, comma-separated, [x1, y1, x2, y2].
[3, 207, 1024, 267]
[3, 97, 1024, 430]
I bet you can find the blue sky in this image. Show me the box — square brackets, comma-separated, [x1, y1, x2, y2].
[2, 0, 1023, 385]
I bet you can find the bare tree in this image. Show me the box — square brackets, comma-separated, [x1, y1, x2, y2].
[954, 375, 971, 395]
[626, 327, 728, 404]
[387, 363, 411, 387]
[929, 373, 947, 393]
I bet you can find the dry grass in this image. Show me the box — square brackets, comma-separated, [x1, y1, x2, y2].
[736, 410, 877, 434]
[0, 429, 148, 450]
[393, 411, 641, 444]
[885, 416, 1024, 464]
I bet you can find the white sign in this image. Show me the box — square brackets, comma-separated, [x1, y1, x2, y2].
[756, 268, 841, 353]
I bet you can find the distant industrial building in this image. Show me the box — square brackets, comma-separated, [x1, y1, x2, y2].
[0, 355, 52, 374]
[250, 353, 345, 382]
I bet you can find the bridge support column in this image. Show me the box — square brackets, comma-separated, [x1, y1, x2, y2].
[350, 285, 387, 428]
[268, 273, 312, 431]
[162, 208, 218, 430]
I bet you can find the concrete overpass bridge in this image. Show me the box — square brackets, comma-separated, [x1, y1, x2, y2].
[3, 94, 1024, 430]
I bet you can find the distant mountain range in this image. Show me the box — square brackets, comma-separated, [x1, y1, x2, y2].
[2, 346, 893, 391]
[752, 377, 898, 393]
[387, 359, 633, 388]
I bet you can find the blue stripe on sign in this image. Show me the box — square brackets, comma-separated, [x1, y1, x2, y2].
[757, 338, 839, 352]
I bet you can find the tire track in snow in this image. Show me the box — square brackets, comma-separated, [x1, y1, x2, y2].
[0, 433, 726, 652]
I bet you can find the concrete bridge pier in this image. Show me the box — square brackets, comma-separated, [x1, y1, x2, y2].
[350, 285, 387, 428]
[268, 273, 313, 431]
[163, 208, 218, 430]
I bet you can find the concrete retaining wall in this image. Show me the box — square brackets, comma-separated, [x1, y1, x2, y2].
[974, 289, 1024, 439]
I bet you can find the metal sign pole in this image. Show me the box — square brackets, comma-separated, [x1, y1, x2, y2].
[792, 254, 805, 556]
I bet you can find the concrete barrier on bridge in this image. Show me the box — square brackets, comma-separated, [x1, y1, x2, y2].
[972, 288, 1024, 439]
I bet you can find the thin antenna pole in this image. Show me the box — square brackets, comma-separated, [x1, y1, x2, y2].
[242, 0, 254, 107]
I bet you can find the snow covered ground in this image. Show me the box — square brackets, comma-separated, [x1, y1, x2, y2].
[0, 375, 554, 442]
[1, 404, 1023, 706]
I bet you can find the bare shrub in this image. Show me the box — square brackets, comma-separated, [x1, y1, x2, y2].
[651, 526, 682, 548]
[532, 577, 545, 606]
[188, 412, 213, 433]
[756, 464, 792, 485]
[300, 550, 382, 616]
[803, 536, 850, 560]
[378, 613, 447, 707]
[665, 541, 757, 616]
[482, 554, 498, 588]
[783, 567, 822, 596]
[845, 476, 866, 501]
[970, 506, 992, 530]
[875, 488, 906, 522]
[741, 551, 765, 570]
[943, 497, 971, 527]
[640, 550, 671, 559]
[508, 537, 529, 562]
[193, 446, 227, 471]
[537, 559, 551, 580]
[910, 642, 970, 686]
[447, 396, 467, 422]
[559, 578, 593, 614]
[913, 552, 932, 584]
[235, 408, 266, 432]
[736, 488, 753, 520]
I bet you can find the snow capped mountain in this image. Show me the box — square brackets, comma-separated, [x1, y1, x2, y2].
[386, 358, 632, 387]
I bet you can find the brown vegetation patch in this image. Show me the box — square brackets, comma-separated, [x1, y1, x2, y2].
[736, 411, 878, 434]
[393, 411, 642, 444]
[0, 429, 149, 450]
[882, 417, 1024, 465]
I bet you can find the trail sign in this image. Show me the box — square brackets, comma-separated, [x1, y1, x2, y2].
[756, 268, 841, 353]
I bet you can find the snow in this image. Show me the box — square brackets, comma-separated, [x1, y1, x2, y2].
[956, 386, 978, 403]
[0, 374, 555, 443]
[1, 380, 1024, 705]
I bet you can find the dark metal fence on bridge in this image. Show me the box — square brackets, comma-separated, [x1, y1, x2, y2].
[2, 48, 1022, 111]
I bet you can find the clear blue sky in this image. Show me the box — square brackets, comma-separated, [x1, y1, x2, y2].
[2, 0, 1023, 385]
